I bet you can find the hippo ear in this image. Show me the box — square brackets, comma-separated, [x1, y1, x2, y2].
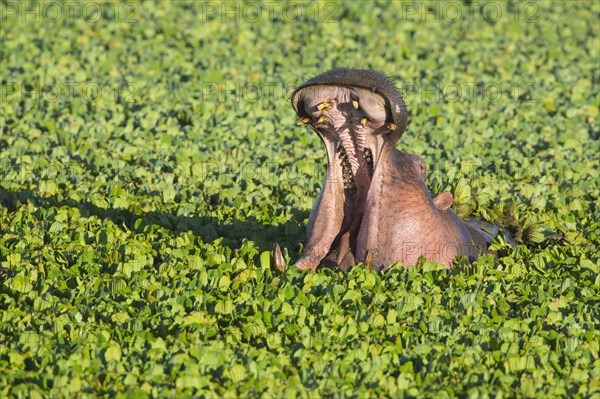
[433, 192, 453, 210]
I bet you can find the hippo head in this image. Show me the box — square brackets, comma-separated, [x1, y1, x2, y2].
[283, 68, 492, 272]
[290, 68, 410, 270]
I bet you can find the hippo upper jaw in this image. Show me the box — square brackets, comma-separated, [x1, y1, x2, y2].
[292, 68, 408, 135]
[295, 85, 396, 199]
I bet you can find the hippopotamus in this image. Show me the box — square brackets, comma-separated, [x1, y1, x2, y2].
[278, 68, 493, 272]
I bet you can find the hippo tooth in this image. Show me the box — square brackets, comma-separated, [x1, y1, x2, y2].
[272, 243, 286, 272]
[360, 117, 368, 127]
[317, 101, 333, 111]
[386, 122, 397, 131]
[352, 100, 360, 110]
[363, 148, 374, 177]
[316, 115, 328, 125]
[365, 250, 373, 269]
[296, 117, 311, 125]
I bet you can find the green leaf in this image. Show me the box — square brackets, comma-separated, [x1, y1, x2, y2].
[104, 344, 122, 363]
[259, 250, 271, 270]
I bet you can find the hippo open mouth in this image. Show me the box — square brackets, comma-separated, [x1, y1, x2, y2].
[280, 68, 492, 272]
[294, 86, 394, 225]
[291, 68, 409, 270]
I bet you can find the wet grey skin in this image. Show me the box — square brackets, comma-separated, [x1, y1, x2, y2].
[284, 68, 489, 271]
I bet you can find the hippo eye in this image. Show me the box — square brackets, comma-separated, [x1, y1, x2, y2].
[411, 156, 426, 177]
[418, 161, 425, 173]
